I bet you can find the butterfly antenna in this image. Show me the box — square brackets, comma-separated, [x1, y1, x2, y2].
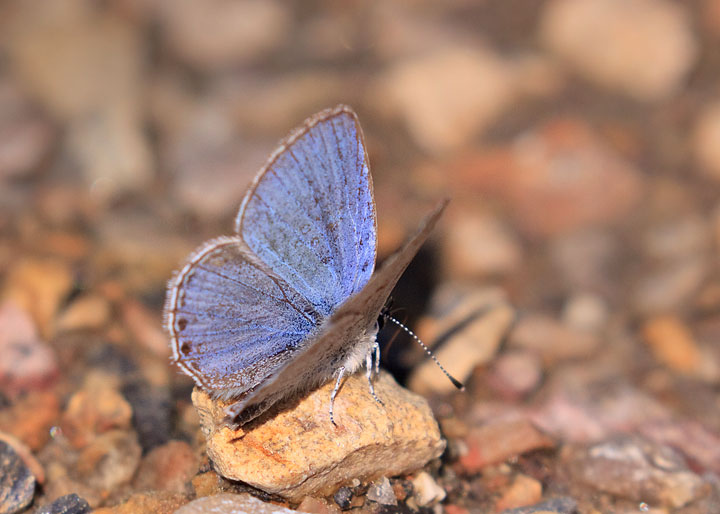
[382, 313, 465, 391]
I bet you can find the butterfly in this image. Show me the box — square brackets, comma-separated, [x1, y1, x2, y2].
[164, 105, 447, 427]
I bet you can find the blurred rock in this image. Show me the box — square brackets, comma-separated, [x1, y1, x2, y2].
[154, 90, 268, 220]
[561, 293, 608, 334]
[295, 496, 341, 514]
[95, 211, 189, 295]
[443, 211, 522, 279]
[0, 81, 54, 181]
[454, 119, 643, 237]
[550, 229, 619, 294]
[133, 440, 198, 493]
[0, 433, 44, 486]
[3, 258, 73, 338]
[632, 255, 707, 314]
[500, 497, 578, 514]
[0, 301, 58, 398]
[372, 44, 517, 154]
[0, 390, 60, 451]
[486, 351, 543, 401]
[174, 493, 295, 514]
[366, 477, 397, 506]
[494, 474, 542, 512]
[0, 440, 35, 514]
[59, 374, 133, 449]
[411, 471, 446, 507]
[540, 0, 697, 100]
[36, 493, 91, 514]
[57, 294, 110, 333]
[508, 314, 600, 365]
[75, 430, 141, 495]
[642, 315, 702, 375]
[121, 380, 173, 452]
[92, 491, 188, 514]
[642, 215, 711, 261]
[409, 288, 514, 395]
[193, 371, 445, 501]
[4, 1, 151, 200]
[694, 101, 720, 181]
[640, 418, 720, 475]
[121, 299, 169, 359]
[159, 0, 290, 71]
[459, 418, 554, 473]
[562, 436, 705, 508]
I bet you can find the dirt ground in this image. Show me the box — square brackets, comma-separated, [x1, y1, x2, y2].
[1, 1, 720, 513]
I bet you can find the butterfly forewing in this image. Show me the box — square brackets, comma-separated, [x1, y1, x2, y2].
[164, 236, 321, 397]
[235, 106, 376, 317]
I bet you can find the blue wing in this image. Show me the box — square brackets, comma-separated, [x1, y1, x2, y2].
[235, 105, 377, 318]
[164, 236, 321, 397]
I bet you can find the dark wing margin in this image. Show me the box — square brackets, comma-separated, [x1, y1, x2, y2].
[235, 105, 377, 318]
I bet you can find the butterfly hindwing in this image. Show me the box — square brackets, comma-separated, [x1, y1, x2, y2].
[164, 236, 322, 398]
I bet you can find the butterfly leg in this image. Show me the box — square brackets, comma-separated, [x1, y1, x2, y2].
[366, 345, 384, 406]
[329, 366, 346, 426]
[373, 338, 381, 377]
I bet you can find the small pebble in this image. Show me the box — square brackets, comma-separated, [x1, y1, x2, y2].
[500, 496, 578, 514]
[36, 493, 91, 514]
[366, 477, 397, 506]
[493, 474, 542, 512]
[133, 440, 198, 493]
[411, 472, 446, 507]
[174, 493, 296, 514]
[333, 487, 353, 510]
[460, 418, 555, 473]
[642, 315, 702, 375]
[60, 374, 133, 449]
[563, 436, 705, 508]
[296, 496, 341, 514]
[486, 351, 543, 401]
[0, 440, 35, 514]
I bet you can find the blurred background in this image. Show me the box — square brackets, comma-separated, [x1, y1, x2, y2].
[1, 0, 720, 512]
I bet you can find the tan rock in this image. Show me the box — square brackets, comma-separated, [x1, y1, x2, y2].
[133, 440, 199, 493]
[540, 0, 697, 100]
[494, 474, 543, 512]
[3, 258, 73, 338]
[59, 374, 133, 449]
[372, 44, 516, 154]
[508, 314, 601, 365]
[409, 291, 514, 395]
[57, 294, 111, 332]
[693, 101, 720, 181]
[193, 371, 445, 501]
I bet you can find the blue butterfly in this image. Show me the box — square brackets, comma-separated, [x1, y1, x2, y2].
[164, 105, 446, 426]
